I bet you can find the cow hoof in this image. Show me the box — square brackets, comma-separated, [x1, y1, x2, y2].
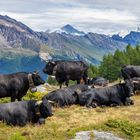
[38, 118, 45, 125]
[86, 105, 92, 108]
[100, 105, 106, 108]
[91, 103, 97, 108]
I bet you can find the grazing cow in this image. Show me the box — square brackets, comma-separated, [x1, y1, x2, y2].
[78, 80, 134, 107]
[0, 99, 53, 126]
[0, 72, 45, 102]
[121, 65, 140, 80]
[88, 77, 109, 87]
[42, 84, 89, 107]
[43, 60, 88, 88]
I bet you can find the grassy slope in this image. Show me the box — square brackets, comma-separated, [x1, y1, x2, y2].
[0, 86, 140, 140]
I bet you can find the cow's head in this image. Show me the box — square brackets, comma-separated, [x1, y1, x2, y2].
[43, 61, 56, 75]
[124, 79, 134, 97]
[35, 100, 53, 118]
[32, 72, 45, 86]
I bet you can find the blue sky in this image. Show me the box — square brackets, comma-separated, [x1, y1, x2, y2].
[0, 0, 140, 36]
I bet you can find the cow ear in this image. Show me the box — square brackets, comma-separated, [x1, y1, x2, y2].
[75, 89, 81, 94]
[73, 91, 79, 97]
[51, 61, 56, 65]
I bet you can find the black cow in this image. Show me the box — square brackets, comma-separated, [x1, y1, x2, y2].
[88, 77, 109, 87]
[0, 99, 53, 126]
[78, 80, 134, 107]
[131, 77, 140, 94]
[43, 60, 88, 88]
[121, 65, 140, 80]
[42, 84, 89, 107]
[0, 72, 45, 102]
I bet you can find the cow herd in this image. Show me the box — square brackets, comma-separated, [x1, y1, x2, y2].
[0, 60, 140, 126]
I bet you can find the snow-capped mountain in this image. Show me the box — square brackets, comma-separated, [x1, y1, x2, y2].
[0, 14, 139, 76]
[48, 24, 85, 36]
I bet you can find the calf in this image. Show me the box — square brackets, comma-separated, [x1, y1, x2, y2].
[0, 72, 45, 102]
[78, 80, 134, 107]
[0, 99, 53, 126]
[42, 84, 89, 107]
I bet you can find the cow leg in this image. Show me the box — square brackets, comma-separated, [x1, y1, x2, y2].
[110, 103, 119, 107]
[83, 76, 87, 84]
[86, 98, 97, 108]
[65, 80, 69, 87]
[58, 99, 64, 107]
[77, 80, 80, 84]
[125, 98, 134, 106]
[17, 97, 22, 101]
[15, 115, 27, 126]
[59, 84, 62, 89]
[111, 99, 123, 106]
[11, 97, 16, 102]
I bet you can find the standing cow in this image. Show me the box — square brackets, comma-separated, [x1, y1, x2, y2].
[43, 60, 88, 88]
[78, 80, 134, 107]
[0, 99, 53, 126]
[0, 72, 45, 102]
[121, 65, 140, 80]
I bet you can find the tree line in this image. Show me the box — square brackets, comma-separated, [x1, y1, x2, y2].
[89, 45, 140, 81]
[47, 45, 140, 84]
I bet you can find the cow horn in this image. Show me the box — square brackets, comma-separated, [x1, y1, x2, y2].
[35, 100, 42, 106]
[34, 71, 39, 74]
[51, 61, 55, 65]
[120, 80, 125, 84]
[133, 80, 140, 84]
[48, 100, 55, 103]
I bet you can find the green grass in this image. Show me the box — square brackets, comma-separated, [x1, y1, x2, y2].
[0, 86, 140, 140]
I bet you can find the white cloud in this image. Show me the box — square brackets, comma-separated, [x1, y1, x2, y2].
[0, 0, 140, 35]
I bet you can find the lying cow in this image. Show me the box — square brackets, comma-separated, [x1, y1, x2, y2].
[88, 77, 109, 87]
[131, 77, 140, 94]
[78, 80, 134, 107]
[0, 99, 53, 126]
[43, 60, 88, 88]
[42, 84, 89, 107]
[0, 72, 45, 102]
[121, 65, 140, 80]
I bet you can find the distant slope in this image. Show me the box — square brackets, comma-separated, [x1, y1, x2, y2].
[1, 14, 139, 75]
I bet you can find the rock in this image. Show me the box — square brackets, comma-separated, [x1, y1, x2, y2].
[71, 130, 124, 140]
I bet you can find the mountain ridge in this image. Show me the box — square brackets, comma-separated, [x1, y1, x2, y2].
[0, 15, 139, 75]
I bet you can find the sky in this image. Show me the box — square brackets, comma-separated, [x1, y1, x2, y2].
[0, 0, 140, 36]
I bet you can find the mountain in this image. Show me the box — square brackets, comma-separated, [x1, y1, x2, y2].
[61, 24, 85, 35]
[41, 31, 127, 64]
[112, 34, 123, 42]
[0, 15, 46, 77]
[0, 15, 41, 52]
[112, 30, 140, 46]
[48, 24, 85, 36]
[0, 14, 137, 76]
[123, 31, 140, 45]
